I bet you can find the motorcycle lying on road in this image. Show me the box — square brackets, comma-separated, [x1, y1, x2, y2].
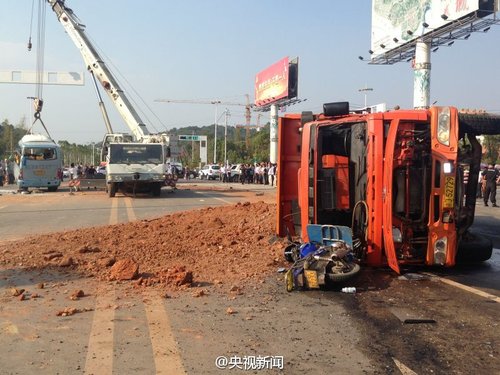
[284, 225, 361, 291]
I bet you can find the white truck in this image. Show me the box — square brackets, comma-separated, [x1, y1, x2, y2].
[48, 0, 173, 197]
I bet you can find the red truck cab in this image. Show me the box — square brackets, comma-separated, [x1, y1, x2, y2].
[277, 102, 491, 273]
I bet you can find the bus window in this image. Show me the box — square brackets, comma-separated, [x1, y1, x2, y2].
[23, 147, 57, 161]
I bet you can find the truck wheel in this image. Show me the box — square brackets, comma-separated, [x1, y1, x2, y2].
[457, 233, 493, 263]
[47, 186, 58, 192]
[326, 263, 361, 283]
[152, 183, 161, 197]
[458, 113, 500, 135]
[108, 182, 116, 197]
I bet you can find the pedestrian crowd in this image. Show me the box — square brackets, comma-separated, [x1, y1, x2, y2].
[0, 158, 16, 186]
[218, 162, 278, 186]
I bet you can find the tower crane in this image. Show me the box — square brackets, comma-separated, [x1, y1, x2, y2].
[155, 95, 255, 149]
[155, 96, 253, 126]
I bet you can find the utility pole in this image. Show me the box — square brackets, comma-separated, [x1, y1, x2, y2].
[224, 108, 230, 165]
[213, 102, 220, 164]
[358, 86, 373, 109]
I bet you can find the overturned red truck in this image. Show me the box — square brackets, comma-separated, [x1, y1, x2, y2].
[277, 103, 499, 273]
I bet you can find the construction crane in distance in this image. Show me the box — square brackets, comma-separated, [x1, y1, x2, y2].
[155, 95, 253, 127]
[235, 113, 264, 148]
[155, 95, 258, 148]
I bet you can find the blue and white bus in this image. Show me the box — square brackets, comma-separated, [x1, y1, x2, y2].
[16, 134, 63, 192]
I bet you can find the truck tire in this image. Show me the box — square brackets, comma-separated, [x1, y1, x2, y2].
[458, 113, 500, 136]
[326, 263, 361, 283]
[108, 182, 116, 197]
[456, 234, 493, 263]
[152, 183, 162, 197]
[47, 186, 58, 192]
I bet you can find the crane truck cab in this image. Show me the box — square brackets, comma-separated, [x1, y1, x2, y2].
[106, 142, 165, 197]
[277, 102, 494, 273]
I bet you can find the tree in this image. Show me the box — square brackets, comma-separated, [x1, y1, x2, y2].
[482, 135, 500, 164]
[1, 119, 26, 159]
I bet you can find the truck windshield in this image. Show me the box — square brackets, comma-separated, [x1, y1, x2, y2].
[109, 144, 163, 164]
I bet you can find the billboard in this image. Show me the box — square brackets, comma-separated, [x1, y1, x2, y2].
[371, 0, 498, 59]
[254, 57, 298, 107]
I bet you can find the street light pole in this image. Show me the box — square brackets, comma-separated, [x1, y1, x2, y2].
[213, 104, 218, 164]
[224, 108, 230, 166]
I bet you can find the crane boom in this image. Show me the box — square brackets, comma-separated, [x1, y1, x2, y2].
[47, 0, 149, 141]
[47, 0, 175, 198]
[156, 99, 248, 107]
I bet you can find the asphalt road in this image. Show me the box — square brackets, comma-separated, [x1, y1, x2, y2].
[0, 180, 274, 241]
[0, 182, 499, 374]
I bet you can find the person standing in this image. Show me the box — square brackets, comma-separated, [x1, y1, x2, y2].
[268, 163, 276, 187]
[477, 167, 486, 199]
[482, 164, 500, 207]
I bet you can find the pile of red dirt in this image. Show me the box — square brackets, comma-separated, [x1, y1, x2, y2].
[0, 201, 288, 290]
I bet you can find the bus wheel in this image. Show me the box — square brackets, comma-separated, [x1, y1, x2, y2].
[48, 186, 58, 192]
[108, 183, 116, 197]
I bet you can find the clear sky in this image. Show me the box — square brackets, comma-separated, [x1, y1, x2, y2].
[1, 0, 499, 144]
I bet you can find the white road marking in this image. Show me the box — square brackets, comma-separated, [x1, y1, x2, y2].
[84, 287, 116, 375]
[213, 196, 233, 204]
[195, 191, 232, 205]
[109, 197, 118, 225]
[143, 292, 186, 374]
[392, 357, 418, 375]
[124, 197, 137, 222]
[435, 276, 500, 303]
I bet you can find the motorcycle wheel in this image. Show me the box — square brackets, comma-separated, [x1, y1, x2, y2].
[326, 263, 361, 283]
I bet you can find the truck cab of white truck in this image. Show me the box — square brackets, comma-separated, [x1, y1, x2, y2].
[106, 142, 166, 197]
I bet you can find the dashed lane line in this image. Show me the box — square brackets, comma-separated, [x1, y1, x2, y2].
[124, 197, 137, 222]
[109, 197, 118, 225]
[124, 198, 185, 372]
[84, 287, 116, 375]
[143, 291, 187, 374]
[437, 276, 500, 303]
[195, 191, 233, 205]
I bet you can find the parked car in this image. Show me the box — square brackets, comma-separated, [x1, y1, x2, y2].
[199, 164, 221, 180]
[229, 164, 243, 181]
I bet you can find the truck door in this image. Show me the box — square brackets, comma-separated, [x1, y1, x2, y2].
[382, 120, 401, 274]
[276, 114, 303, 238]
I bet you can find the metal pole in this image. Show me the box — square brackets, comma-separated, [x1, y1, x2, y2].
[192, 131, 194, 163]
[224, 109, 229, 165]
[413, 40, 431, 109]
[213, 104, 218, 164]
[270, 104, 278, 164]
[358, 86, 373, 109]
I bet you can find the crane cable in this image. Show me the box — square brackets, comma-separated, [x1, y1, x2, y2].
[35, 0, 46, 103]
[26, 0, 53, 140]
[27, 0, 35, 51]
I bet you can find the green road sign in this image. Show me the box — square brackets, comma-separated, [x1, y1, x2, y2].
[179, 135, 200, 141]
